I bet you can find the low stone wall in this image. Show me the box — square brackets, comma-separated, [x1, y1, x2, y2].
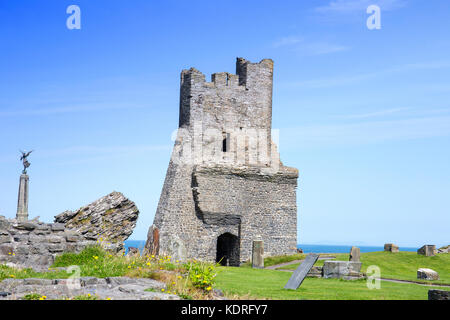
[0, 216, 97, 271]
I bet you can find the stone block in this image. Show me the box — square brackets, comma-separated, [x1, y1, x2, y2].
[33, 229, 51, 235]
[65, 243, 78, 252]
[51, 223, 65, 231]
[30, 243, 49, 254]
[0, 236, 11, 244]
[349, 246, 360, 262]
[428, 289, 449, 300]
[14, 222, 37, 231]
[417, 268, 439, 280]
[23, 278, 53, 286]
[384, 243, 399, 252]
[0, 216, 10, 229]
[417, 245, 436, 257]
[307, 266, 323, 278]
[437, 245, 449, 254]
[13, 234, 29, 243]
[15, 245, 31, 255]
[64, 230, 80, 242]
[126, 247, 140, 257]
[323, 261, 363, 279]
[80, 277, 107, 287]
[36, 223, 50, 231]
[29, 233, 47, 243]
[26, 255, 54, 267]
[0, 245, 14, 255]
[47, 235, 64, 243]
[48, 244, 64, 253]
[252, 240, 264, 269]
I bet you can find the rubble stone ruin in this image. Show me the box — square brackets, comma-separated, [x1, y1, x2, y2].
[145, 57, 299, 266]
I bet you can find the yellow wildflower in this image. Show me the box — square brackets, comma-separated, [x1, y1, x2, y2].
[206, 287, 212, 291]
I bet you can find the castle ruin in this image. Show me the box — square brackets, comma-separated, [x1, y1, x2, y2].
[145, 58, 298, 266]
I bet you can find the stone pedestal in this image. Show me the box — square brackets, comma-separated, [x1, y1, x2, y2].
[16, 174, 29, 222]
[252, 240, 264, 269]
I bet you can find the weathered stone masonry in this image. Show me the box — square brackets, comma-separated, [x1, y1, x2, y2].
[146, 58, 299, 265]
[0, 216, 97, 271]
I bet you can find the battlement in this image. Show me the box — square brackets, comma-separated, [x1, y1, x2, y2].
[180, 58, 274, 89]
[179, 58, 274, 131]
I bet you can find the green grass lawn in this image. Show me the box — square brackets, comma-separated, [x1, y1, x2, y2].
[215, 266, 449, 300]
[279, 252, 450, 285]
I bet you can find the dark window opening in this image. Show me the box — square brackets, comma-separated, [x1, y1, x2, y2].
[222, 133, 230, 152]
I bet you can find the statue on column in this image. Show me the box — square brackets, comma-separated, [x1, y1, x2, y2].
[20, 150, 33, 174]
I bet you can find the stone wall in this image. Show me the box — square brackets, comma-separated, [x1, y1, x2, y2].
[0, 216, 96, 271]
[148, 58, 299, 265]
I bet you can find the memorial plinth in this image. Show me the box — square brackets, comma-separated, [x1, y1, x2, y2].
[16, 174, 29, 222]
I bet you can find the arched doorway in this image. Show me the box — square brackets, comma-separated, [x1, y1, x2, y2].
[216, 233, 240, 266]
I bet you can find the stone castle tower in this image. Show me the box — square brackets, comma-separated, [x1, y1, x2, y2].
[145, 58, 298, 266]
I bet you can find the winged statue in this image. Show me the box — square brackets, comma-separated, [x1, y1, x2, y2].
[20, 150, 33, 174]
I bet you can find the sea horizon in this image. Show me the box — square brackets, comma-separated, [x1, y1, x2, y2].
[124, 240, 419, 254]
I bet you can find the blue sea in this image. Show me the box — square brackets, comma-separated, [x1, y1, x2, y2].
[124, 240, 418, 254]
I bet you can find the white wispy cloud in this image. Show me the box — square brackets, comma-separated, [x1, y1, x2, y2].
[0, 103, 146, 117]
[299, 42, 350, 55]
[272, 36, 349, 56]
[0, 144, 172, 164]
[333, 107, 410, 119]
[315, 0, 407, 14]
[287, 61, 450, 88]
[280, 115, 450, 149]
[273, 36, 303, 48]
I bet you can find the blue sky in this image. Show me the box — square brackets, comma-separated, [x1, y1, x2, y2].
[0, 0, 449, 247]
